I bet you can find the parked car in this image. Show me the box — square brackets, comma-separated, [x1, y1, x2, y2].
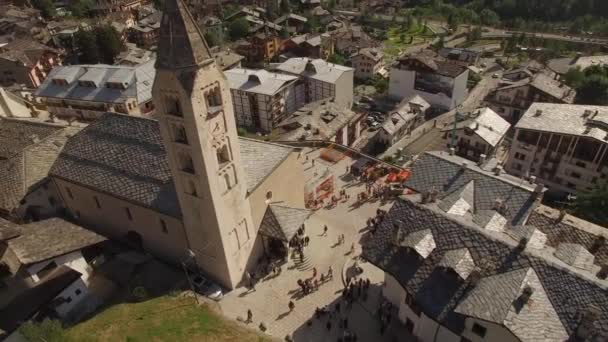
[191, 274, 223, 301]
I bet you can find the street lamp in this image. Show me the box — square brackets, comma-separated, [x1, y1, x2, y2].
[182, 249, 200, 305]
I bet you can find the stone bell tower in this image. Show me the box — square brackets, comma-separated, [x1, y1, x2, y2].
[152, 0, 255, 289]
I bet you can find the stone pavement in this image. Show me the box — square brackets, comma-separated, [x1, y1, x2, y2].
[219, 148, 407, 341]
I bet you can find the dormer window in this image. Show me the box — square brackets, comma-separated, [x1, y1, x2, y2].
[77, 80, 97, 88]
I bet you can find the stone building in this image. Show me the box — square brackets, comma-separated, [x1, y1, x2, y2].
[375, 95, 429, 147]
[48, 0, 306, 290]
[484, 73, 575, 124]
[443, 107, 510, 163]
[0, 118, 78, 220]
[0, 39, 62, 88]
[364, 151, 608, 342]
[505, 103, 608, 196]
[350, 48, 384, 80]
[35, 61, 156, 121]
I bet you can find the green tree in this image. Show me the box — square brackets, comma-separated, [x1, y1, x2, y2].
[327, 0, 336, 10]
[279, 26, 290, 39]
[575, 74, 608, 105]
[228, 18, 250, 41]
[280, 0, 291, 14]
[204, 32, 220, 47]
[75, 29, 100, 63]
[480, 8, 500, 26]
[69, 0, 94, 17]
[32, 0, 55, 18]
[95, 25, 123, 64]
[563, 67, 585, 88]
[20, 319, 66, 342]
[328, 53, 346, 65]
[447, 13, 459, 32]
[574, 182, 608, 226]
[371, 75, 388, 93]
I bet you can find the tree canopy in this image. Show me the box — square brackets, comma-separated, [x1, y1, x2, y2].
[574, 181, 608, 227]
[32, 0, 55, 18]
[75, 25, 123, 64]
[564, 65, 608, 106]
[228, 18, 250, 41]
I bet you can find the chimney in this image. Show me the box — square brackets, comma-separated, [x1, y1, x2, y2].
[461, 162, 469, 170]
[449, 147, 455, 155]
[421, 191, 430, 204]
[533, 182, 544, 195]
[534, 109, 542, 117]
[576, 305, 601, 340]
[583, 109, 593, 118]
[571, 52, 582, 65]
[520, 285, 534, 303]
[557, 209, 567, 223]
[474, 122, 479, 130]
[429, 189, 439, 203]
[598, 264, 608, 280]
[478, 154, 486, 165]
[493, 165, 503, 176]
[529, 175, 536, 184]
[590, 236, 606, 254]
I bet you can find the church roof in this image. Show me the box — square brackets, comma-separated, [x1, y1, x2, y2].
[259, 204, 311, 242]
[155, 0, 213, 69]
[49, 113, 294, 218]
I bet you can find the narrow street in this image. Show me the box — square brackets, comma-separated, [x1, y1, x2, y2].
[381, 73, 501, 158]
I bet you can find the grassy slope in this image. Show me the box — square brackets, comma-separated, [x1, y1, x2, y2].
[66, 296, 268, 342]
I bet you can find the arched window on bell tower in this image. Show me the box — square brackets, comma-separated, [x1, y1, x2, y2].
[206, 85, 223, 115]
[217, 144, 231, 168]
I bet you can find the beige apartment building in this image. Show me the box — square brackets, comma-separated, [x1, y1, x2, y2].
[443, 107, 510, 163]
[275, 57, 354, 110]
[224, 68, 299, 133]
[35, 61, 155, 121]
[350, 48, 384, 80]
[505, 103, 608, 196]
[48, 0, 307, 290]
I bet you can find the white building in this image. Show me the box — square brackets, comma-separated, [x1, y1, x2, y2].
[388, 52, 469, 110]
[0, 218, 106, 336]
[505, 103, 608, 196]
[350, 48, 384, 80]
[375, 95, 430, 147]
[34, 60, 156, 121]
[225, 68, 299, 133]
[275, 57, 354, 110]
[443, 107, 510, 162]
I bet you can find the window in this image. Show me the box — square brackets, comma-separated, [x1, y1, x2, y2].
[472, 323, 487, 337]
[48, 196, 56, 206]
[514, 163, 522, 171]
[185, 180, 198, 196]
[125, 207, 133, 221]
[66, 187, 74, 199]
[179, 152, 195, 174]
[74, 210, 81, 219]
[217, 144, 231, 166]
[75, 289, 82, 295]
[266, 191, 273, 200]
[206, 86, 223, 114]
[575, 161, 587, 168]
[405, 292, 421, 316]
[160, 219, 168, 234]
[514, 152, 526, 161]
[461, 338, 472, 342]
[37, 261, 58, 280]
[165, 98, 181, 116]
[571, 171, 581, 179]
[66, 297, 72, 303]
[172, 123, 188, 144]
[94, 196, 101, 209]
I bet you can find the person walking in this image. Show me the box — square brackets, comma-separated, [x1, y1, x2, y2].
[247, 309, 253, 323]
[323, 225, 328, 236]
[288, 301, 295, 312]
[312, 267, 317, 278]
[328, 266, 333, 280]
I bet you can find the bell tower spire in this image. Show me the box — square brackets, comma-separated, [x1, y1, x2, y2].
[152, 0, 255, 289]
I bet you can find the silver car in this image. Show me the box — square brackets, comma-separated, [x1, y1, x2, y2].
[192, 275, 223, 301]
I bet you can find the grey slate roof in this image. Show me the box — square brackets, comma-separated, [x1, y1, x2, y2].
[4, 218, 105, 265]
[0, 218, 20, 241]
[224, 68, 298, 96]
[259, 204, 311, 242]
[35, 61, 155, 105]
[276, 58, 353, 84]
[49, 113, 293, 218]
[404, 151, 539, 226]
[363, 197, 608, 340]
[155, 0, 213, 69]
[554, 243, 596, 272]
[0, 118, 77, 213]
[526, 205, 608, 267]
